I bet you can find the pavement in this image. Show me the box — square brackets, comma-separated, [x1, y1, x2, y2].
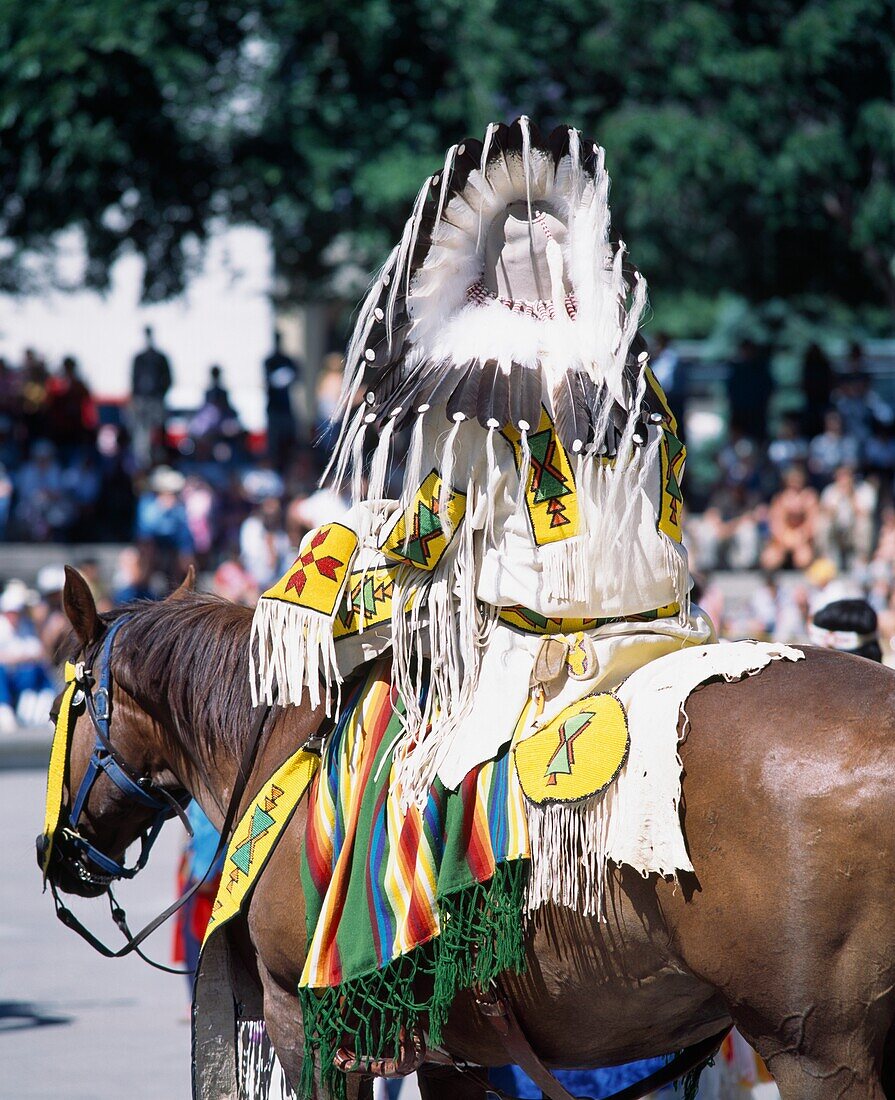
[0, 767, 191, 1100]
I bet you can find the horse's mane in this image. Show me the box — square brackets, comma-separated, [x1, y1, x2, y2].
[102, 593, 256, 765]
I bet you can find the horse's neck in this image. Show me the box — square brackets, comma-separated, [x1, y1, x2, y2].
[179, 705, 323, 834]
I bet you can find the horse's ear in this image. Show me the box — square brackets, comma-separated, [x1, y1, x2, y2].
[63, 565, 101, 647]
[168, 565, 196, 601]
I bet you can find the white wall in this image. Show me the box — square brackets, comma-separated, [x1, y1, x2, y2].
[0, 226, 275, 431]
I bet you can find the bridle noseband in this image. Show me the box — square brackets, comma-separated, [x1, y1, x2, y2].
[58, 614, 192, 887]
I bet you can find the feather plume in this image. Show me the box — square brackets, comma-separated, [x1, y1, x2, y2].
[553, 370, 593, 454]
[510, 361, 543, 432]
[476, 358, 510, 429]
[446, 361, 480, 422]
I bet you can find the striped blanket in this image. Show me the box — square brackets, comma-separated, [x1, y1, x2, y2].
[298, 658, 529, 1097]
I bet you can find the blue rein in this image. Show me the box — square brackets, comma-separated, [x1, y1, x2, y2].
[66, 614, 191, 881]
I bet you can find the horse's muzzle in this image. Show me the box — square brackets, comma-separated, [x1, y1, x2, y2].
[36, 832, 108, 899]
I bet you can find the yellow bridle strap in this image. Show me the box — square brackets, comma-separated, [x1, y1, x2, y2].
[41, 662, 78, 878]
[202, 747, 320, 946]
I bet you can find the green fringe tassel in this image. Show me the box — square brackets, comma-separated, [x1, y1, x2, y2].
[299, 858, 528, 1099]
[679, 1056, 712, 1100]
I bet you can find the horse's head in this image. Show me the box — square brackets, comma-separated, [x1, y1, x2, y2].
[37, 566, 195, 900]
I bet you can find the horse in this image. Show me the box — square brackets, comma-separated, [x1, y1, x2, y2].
[40, 565, 895, 1099]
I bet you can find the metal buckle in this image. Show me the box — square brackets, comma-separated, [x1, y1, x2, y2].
[93, 688, 110, 722]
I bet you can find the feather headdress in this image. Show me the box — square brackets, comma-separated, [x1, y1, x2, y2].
[253, 119, 689, 807]
[325, 116, 664, 500]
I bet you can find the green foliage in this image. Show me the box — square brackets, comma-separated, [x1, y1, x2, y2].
[1, 0, 893, 306]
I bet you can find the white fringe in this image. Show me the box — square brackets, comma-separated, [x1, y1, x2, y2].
[540, 535, 590, 603]
[484, 426, 498, 546]
[250, 599, 341, 716]
[515, 430, 532, 515]
[388, 510, 497, 808]
[525, 794, 612, 918]
[398, 414, 426, 546]
[437, 418, 464, 536]
[367, 417, 395, 504]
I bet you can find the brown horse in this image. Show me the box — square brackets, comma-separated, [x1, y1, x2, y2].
[42, 566, 895, 1099]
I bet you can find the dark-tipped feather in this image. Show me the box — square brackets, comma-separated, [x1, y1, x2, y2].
[510, 362, 543, 432]
[476, 359, 510, 429]
[553, 371, 593, 454]
[446, 362, 480, 422]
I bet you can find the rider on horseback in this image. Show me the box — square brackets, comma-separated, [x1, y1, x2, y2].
[251, 118, 713, 807]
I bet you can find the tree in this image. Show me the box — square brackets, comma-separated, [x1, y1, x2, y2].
[0, 1, 251, 299]
[1, 0, 892, 307]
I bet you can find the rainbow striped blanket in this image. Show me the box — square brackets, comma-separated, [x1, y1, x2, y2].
[298, 659, 529, 1096]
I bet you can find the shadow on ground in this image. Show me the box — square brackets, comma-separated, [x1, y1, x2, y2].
[0, 1000, 71, 1031]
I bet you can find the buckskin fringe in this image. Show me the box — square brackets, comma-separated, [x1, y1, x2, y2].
[525, 794, 613, 917]
[541, 535, 590, 603]
[298, 860, 528, 1100]
[250, 599, 341, 716]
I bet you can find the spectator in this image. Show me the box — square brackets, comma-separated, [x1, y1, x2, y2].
[0, 580, 55, 731]
[211, 559, 259, 605]
[726, 338, 773, 442]
[32, 564, 70, 667]
[800, 342, 834, 438]
[833, 371, 893, 450]
[761, 464, 818, 571]
[173, 802, 224, 996]
[0, 356, 22, 465]
[111, 547, 156, 604]
[14, 441, 74, 540]
[315, 352, 345, 454]
[693, 482, 764, 571]
[94, 424, 137, 542]
[808, 410, 860, 486]
[716, 429, 774, 501]
[20, 348, 49, 447]
[61, 450, 103, 539]
[263, 331, 299, 466]
[182, 475, 216, 561]
[817, 465, 876, 570]
[0, 464, 13, 539]
[44, 356, 97, 457]
[135, 466, 195, 581]
[845, 340, 869, 377]
[240, 497, 291, 589]
[767, 412, 809, 476]
[873, 508, 895, 571]
[744, 572, 812, 643]
[130, 325, 173, 469]
[864, 422, 895, 494]
[189, 366, 242, 451]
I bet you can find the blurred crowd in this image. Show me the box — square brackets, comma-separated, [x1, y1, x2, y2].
[0, 327, 347, 546]
[686, 340, 895, 649]
[0, 327, 353, 729]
